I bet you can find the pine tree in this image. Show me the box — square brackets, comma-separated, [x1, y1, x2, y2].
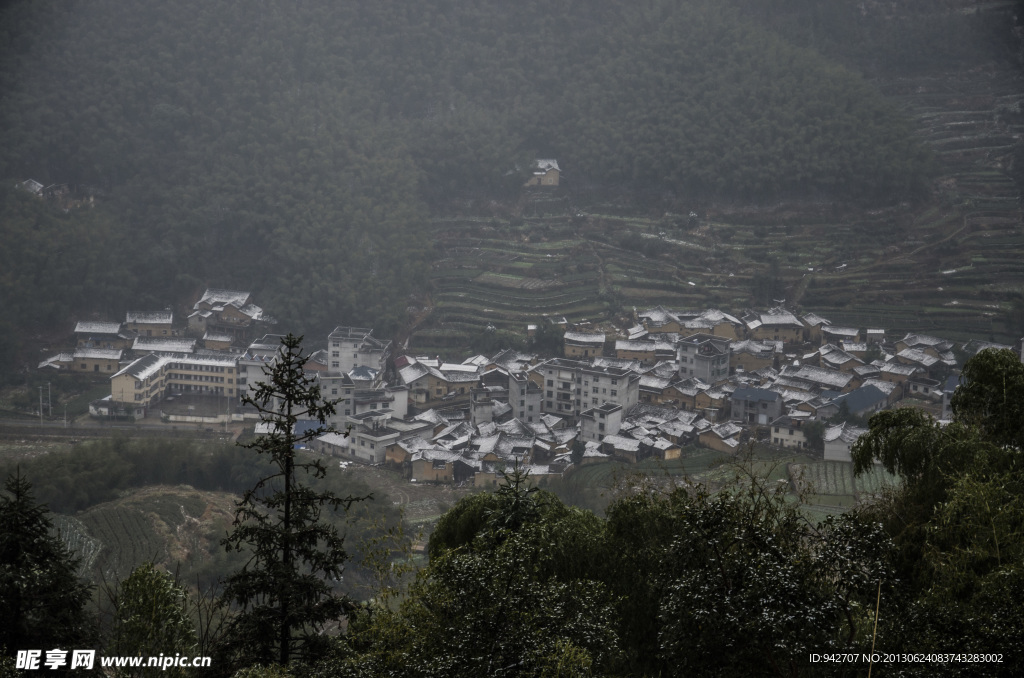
[220, 334, 367, 668]
[0, 469, 93, 654]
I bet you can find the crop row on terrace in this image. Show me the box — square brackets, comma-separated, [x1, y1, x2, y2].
[78, 504, 166, 582]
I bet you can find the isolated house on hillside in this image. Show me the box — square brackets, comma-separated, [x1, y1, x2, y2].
[524, 159, 560, 187]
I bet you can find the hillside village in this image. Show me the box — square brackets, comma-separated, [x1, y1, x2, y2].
[39, 288, 1024, 488]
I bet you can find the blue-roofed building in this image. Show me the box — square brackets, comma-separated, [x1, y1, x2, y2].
[831, 385, 887, 418]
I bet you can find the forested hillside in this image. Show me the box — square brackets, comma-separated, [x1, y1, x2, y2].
[0, 0, 967, 378]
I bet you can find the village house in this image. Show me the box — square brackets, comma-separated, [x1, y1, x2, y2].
[745, 307, 805, 343]
[730, 339, 776, 373]
[729, 387, 783, 425]
[823, 422, 869, 463]
[638, 306, 685, 334]
[818, 344, 864, 373]
[770, 414, 812, 450]
[188, 289, 266, 342]
[72, 348, 123, 374]
[638, 374, 674, 405]
[580, 402, 623, 442]
[563, 331, 606, 359]
[203, 332, 234, 351]
[615, 338, 675, 364]
[830, 384, 888, 418]
[523, 159, 560, 187]
[698, 421, 742, 453]
[679, 308, 744, 339]
[124, 310, 176, 337]
[821, 326, 861, 345]
[74, 321, 130, 349]
[801, 313, 831, 344]
[132, 337, 197, 355]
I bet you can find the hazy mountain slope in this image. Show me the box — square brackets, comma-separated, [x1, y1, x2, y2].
[0, 0, 933, 376]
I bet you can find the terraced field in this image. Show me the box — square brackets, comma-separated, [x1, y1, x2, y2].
[412, 65, 1022, 354]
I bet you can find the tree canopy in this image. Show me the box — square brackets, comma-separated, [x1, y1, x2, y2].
[0, 470, 94, 655]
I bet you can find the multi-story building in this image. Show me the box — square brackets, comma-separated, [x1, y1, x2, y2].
[237, 335, 286, 402]
[579, 402, 623, 442]
[508, 372, 543, 423]
[534, 358, 640, 419]
[678, 333, 731, 383]
[110, 353, 239, 412]
[327, 326, 391, 375]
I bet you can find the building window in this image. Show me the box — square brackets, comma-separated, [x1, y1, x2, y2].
[332, 362, 339, 368]
[547, 379, 553, 387]
[332, 389, 338, 395]
[610, 390, 617, 397]
[527, 405, 533, 412]
[592, 387, 598, 394]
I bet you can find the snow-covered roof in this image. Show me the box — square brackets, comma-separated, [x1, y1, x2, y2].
[824, 422, 868, 445]
[533, 159, 560, 173]
[822, 326, 859, 338]
[564, 331, 606, 345]
[203, 332, 233, 343]
[758, 307, 803, 327]
[194, 289, 250, 309]
[73, 348, 123, 360]
[38, 353, 73, 369]
[601, 434, 641, 452]
[126, 310, 173, 325]
[317, 432, 350, 448]
[399, 363, 430, 384]
[133, 337, 196, 354]
[75, 321, 122, 335]
[896, 348, 939, 368]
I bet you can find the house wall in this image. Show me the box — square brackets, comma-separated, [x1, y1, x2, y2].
[750, 325, 803, 343]
[772, 422, 808, 450]
[128, 322, 176, 337]
[698, 431, 737, 453]
[410, 459, 454, 483]
[731, 352, 773, 374]
[564, 342, 603, 359]
[615, 347, 657, 362]
[74, 356, 120, 374]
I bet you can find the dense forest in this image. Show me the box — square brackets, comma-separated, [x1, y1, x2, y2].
[0, 0, 1017, 381]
